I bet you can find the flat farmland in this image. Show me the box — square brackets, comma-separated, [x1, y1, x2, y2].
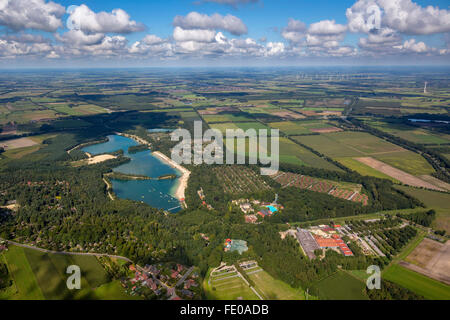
[336, 157, 400, 182]
[383, 264, 450, 300]
[0, 246, 44, 300]
[405, 239, 450, 285]
[355, 157, 443, 191]
[73, 104, 109, 115]
[297, 132, 434, 176]
[0, 137, 38, 150]
[363, 120, 450, 145]
[278, 138, 341, 170]
[223, 137, 341, 170]
[394, 186, 450, 234]
[202, 114, 254, 123]
[268, 120, 342, 135]
[299, 132, 403, 157]
[0, 245, 131, 300]
[374, 151, 435, 176]
[209, 122, 269, 134]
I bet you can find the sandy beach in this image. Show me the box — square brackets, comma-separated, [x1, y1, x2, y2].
[87, 154, 117, 164]
[153, 151, 191, 201]
[115, 132, 151, 146]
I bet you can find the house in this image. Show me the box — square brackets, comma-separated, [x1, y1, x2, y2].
[177, 264, 184, 272]
[171, 270, 179, 279]
[257, 208, 271, 218]
[245, 215, 258, 224]
[181, 289, 194, 299]
[184, 279, 198, 289]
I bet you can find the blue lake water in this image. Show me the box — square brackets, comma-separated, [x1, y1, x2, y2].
[82, 135, 182, 212]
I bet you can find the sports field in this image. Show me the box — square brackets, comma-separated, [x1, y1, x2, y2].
[383, 264, 450, 300]
[246, 270, 304, 300]
[205, 269, 260, 300]
[311, 271, 369, 300]
[0, 245, 133, 300]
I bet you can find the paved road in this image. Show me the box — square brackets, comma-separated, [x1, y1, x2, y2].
[176, 266, 195, 287]
[0, 238, 132, 262]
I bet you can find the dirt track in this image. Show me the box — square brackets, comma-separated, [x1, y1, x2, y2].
[355, 157, 444, 191]
[0, 137, 38, 150]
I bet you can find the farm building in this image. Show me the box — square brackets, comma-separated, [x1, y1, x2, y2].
[313, 234, 353, 256]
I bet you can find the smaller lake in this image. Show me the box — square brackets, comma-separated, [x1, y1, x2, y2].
[82, 135, 182, 212]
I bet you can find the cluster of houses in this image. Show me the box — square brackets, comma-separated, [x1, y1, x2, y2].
[125, 263, 200, 300]
[197, 188, 213, 210]
[232, 198, 284, 223]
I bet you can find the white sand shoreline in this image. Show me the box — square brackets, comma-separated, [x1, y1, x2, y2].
[152, 151, 191, 201]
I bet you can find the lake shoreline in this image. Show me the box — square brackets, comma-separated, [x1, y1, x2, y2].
[152, 151, 191, 201]
[114, 132, 190, 202]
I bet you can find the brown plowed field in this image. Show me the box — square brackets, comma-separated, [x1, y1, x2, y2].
[355, 157, 444, 191]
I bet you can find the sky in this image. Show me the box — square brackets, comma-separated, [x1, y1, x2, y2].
[0, 0, 449, 67]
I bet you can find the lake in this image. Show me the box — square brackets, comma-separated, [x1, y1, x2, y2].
[82, 134, 182, 212]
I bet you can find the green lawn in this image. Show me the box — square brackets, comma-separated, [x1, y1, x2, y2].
[0, 246, 44, 300]
[383, 264, 450, 300]
[246, 270, 305, 300]
[311, 271, 369, 300]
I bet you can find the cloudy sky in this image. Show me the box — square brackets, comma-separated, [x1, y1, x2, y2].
[0, 0, 449, 67]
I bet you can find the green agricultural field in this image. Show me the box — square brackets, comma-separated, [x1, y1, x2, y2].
[373, 151, 435, 176]
[300, 131, 403, 157]
[268, 121, 311, 135]
[383, 264, 450, 300]
[298, 131, 433, 175]
[279, 138, 341, 170]
[210, 122, 271, 134]
[47, 104, 84, 116]
[336, 157, 399, 182]
[0, 245, 132, 300]
[363, 120, 450, 145]
[73, 104, 109, 115]
[224, 136, 341, 170]
[235, 122, 270, 131]
[311, 271, 369, 300]
[0, 246, 44, 300]
[202, 114, 254, 123]
[246, 270, 305, 300]
[394, 186, 450, 233]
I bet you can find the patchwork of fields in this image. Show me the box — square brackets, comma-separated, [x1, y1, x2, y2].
[296, 131, 439, 185]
